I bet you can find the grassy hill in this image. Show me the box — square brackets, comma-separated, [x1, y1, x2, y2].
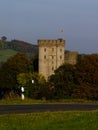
[0, 49, 18, 62]
[0, 39, 38, 63]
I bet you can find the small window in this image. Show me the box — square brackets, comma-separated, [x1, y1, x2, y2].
[52, 56, 54, 59]
[44, 48, 46, 52]
[44, 55, 46, 59]
[60, 49, 62, 52]
[60, 56, 62, 59]
[52, 66, 54, 71]
[52, 48, 54, 51]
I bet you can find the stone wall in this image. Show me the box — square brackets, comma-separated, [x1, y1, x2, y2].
[65, 51, 78, 65]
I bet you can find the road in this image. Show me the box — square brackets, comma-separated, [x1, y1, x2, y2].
[0, 103, 98, 114]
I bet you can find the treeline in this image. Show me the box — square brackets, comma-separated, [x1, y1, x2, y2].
[0, 53, 38, 98]
[48, 54, 98, 100]
[0, 53, 98, 100]
[0, 36, 38, 54]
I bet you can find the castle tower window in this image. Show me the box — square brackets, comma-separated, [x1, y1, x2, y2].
[52, 48, 54, 51]
[52, 66, 54, 71]
[60, 49, 62, 52]
[44, 48, 46, 52]
[60, 56, 62, 59]
[44, 55, 46, 59]
[52, 56, 54, 59]
[52, 61, 54, 64]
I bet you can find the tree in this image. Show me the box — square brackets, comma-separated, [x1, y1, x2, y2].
[0, 36, 7, 49]
[17, 72, 46, 98]
[72, 54, 98, 99]
[0, 53, 32, 98]
[31, 54, 38, 72]
[48, 64, 77, 99]
[1, 36, 7, 42]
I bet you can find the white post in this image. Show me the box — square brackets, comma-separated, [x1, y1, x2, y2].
[32, 80, 34, 98]
[21, 87, 25, 100]
[32, 80, 34, 84]
[21, 93, 25, 100]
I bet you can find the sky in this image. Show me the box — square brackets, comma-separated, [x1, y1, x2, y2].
[0, 0, 98, 54]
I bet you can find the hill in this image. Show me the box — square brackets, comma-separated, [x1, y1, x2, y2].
[0, 39, 38, 63]
[0, 49, 18, 63]
[6, 40, 38, 54]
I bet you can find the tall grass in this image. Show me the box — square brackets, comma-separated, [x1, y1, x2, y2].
[0, 111, 98, 130]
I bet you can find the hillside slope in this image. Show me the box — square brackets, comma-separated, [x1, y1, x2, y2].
[7, 40, 38, 54]
[0, 49, 18, 62]
[0, 39, 38, 63]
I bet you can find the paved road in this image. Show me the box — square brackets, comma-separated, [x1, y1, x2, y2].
[0, 104, 98, 114]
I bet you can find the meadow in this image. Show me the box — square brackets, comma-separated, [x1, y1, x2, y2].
[0, 111, 98, 130]
[0, 49, 18, 62]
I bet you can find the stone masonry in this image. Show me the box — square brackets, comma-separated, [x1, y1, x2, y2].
[38, 39, 66, 79]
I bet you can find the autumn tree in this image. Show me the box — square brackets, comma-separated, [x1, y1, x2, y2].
[72, 54, 98, 99]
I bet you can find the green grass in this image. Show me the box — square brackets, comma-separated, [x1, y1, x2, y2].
[0, 97, 98, 104]
[0, 49, 18, 62]
[0, 111, 98, 130]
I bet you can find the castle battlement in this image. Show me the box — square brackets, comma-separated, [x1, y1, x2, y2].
[38, 39, 65, 47]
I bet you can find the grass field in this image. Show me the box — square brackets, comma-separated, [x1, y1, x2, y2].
[0, 49, 18, 62]
[0, 97, 98, 104]
[0, 97, 98, 105]
[0, 98, 98, 129]
[0, 111, 98, 130]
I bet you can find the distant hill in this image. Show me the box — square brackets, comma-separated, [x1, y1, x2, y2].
[6, 40, 38, 54]
[0, 39, 38, 64]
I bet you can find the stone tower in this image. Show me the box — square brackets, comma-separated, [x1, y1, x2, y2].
[38, 39, 66, 79]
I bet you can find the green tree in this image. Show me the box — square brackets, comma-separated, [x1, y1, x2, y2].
[48, 64, 77, 99]
[1, 36, 7, 42]
[0, 36, 7, 49]
[31, 54, 38, 72]
[0, 53, 32, 97]
[17, 72, 46, 98]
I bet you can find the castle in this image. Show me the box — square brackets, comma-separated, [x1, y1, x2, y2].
[38, 39, 78, 79]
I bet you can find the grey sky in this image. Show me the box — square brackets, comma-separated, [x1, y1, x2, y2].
[0, 0, 98, 53]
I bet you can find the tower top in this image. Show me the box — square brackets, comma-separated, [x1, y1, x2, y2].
[38, 39, 66, 47]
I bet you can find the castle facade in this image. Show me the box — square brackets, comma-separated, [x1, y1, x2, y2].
[38, 39, 65, 79]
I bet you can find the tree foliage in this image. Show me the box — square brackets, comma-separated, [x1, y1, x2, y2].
[0, 52, 98, 100]
[1, 36, 7, 42]
[0, 53, 32, 97]
[48, 54, 98, 100]
[0, 36, 7, 50]
[17, 72, 46, 98]
[73, 54, 98, 99]
[48, 64, 77, 99]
